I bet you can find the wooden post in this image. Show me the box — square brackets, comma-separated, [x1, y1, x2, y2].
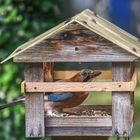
[112, 62, 134, 137]
[24, 63, 45, 137]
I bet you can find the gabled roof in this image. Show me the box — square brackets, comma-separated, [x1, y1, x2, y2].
[1, 9, 140, 63]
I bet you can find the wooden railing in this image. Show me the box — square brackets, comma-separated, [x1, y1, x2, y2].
[21, 70, 137, 93]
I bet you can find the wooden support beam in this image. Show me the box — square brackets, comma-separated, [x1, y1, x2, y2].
[112, 62, 134, 137]
[21, 77, 137, 93]
[24, 63, 45, 137]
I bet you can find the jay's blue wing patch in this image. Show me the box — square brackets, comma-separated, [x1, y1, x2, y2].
[47, 93, 73, 102]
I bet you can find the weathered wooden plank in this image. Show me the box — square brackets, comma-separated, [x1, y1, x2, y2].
[24, 63, 45, 137]
[14, 51, 137, 62]
[21, 80, 136, 93]
[46, 127, 112, 136]
[112, 62, 134, 137]
[54, 70, 112, 80]
[45, 117, 112, 127]
[13, 28, 138, 62]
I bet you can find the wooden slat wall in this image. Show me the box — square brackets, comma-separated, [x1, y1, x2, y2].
[14, 26, 137, 62]
[14, 45, 137, 62]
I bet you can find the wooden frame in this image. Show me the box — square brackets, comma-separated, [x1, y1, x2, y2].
[21, 70, 137, 93]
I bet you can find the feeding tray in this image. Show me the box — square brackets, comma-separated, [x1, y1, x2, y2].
[45, 105, 112, 136]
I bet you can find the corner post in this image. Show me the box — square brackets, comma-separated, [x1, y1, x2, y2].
[112, 62, 134, 137]
[24, 63, 45, 137]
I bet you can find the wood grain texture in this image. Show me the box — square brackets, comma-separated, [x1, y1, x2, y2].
[21, 79, 136, 93]
[45, 117, 112, 127]
[24, 63, 45, 137]
[45, 127, 111, 136]
[14, 26, 138, 62]
[112, 62, 134, 137]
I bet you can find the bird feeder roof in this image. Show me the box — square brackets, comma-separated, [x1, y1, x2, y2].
[1, 9, 140, 63]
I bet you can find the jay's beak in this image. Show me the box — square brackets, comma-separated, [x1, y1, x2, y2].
[92, 70, 102, 78]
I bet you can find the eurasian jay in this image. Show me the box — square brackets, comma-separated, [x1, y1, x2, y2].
[0, 69, 101, 115]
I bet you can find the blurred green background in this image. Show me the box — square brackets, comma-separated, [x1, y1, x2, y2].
[0, 0, 140, 140]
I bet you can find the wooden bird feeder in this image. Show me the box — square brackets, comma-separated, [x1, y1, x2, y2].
[1, 9, 140, 139]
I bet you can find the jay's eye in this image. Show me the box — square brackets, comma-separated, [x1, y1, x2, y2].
[80, 70, 88, 78]
[83, 72, 88, 77]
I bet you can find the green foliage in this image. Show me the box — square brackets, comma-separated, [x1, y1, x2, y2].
[0, 0, 62, 139]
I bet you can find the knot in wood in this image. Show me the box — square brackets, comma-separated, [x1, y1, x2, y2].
[132, 48, 137, 52]
[91, 18, 96, 24]
[75, 47, 79, 51]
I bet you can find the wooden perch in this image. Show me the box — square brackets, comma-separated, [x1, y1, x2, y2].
[21, 70, 137, 93]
